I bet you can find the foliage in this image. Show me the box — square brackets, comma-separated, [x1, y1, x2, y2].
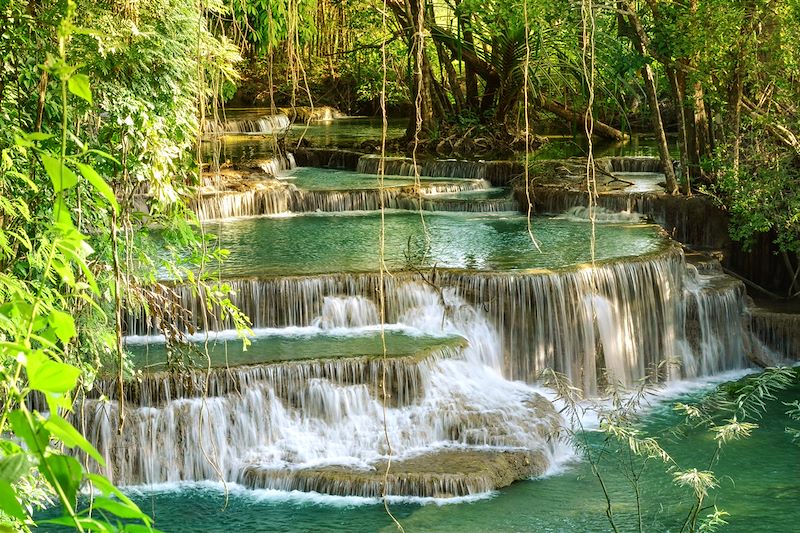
[545, 366, 800, 533]
[0, 0, 246, 530]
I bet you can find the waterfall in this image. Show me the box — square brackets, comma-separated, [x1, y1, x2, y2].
[192, 177, 500, 220]
[193, 185, 301, 220]
[532, 189, 729, 249]
[123, 245, 752, 396]
[355, 155, 522, 185]
[356, 156, 489, 181]
[750, 309, 800, 362]
[557, 206, 644, 224]
[204, 114, 291, 135]
[680, 265, 750, 375]
[311, 296, 380, 329]
[82, 283, 562, 494]
[599, 156, 663, 173]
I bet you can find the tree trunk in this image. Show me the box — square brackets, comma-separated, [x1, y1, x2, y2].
[693, 82, 710, 162]
[619, 1, 679, 193]
[667, 66, 691, 194]
[454, 0, 479, 112]
[641, 64, 678, 194]
[538, 97, 628, 141]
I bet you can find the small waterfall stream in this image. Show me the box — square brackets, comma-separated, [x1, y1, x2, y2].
[204, 114, 291, 135]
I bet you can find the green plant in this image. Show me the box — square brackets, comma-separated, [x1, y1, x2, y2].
[544, 366, 799, 533]
[0, 3, 156, 530]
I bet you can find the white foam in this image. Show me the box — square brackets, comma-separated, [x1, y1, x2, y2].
[124, 323, 455, 346]
[126, 481, 379, 508]
[555, 206, 644, 224]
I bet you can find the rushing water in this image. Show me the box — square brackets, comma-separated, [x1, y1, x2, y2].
[45, 120, 799, 530]
[202, 211, 667, 277]
[42, 376, 800, 532]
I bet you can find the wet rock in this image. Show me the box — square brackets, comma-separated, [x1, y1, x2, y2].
[240, 448, 556, 498]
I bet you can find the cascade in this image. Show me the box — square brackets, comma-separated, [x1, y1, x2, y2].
[600, 156, 663, 173]
[204, 114, 291, 135]
[680, 265, 750, 375]
[531, 188, 729, 248]
[356, 155, 489, 180]
[193, 185, 301, 220]
[750, 309, 800, 361]
[193, 174, 505, 220]
[353, 155, 522, 186]
[123, 244, 752, 396]
[102, 143, 767, 502]
[82, 284, 561, 495]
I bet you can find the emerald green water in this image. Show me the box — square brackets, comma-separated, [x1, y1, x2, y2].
[204, 211, 666, 277]
[531, 133, 679, 160]
[54, 377, 797, 532]
[125, 329, 465, 371]
[287, 117, 406, 147]
[203, 117, 407, 161]
[279, 167, 464, 191]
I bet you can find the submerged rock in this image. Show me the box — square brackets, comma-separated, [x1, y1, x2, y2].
[240, 447, 554, 498]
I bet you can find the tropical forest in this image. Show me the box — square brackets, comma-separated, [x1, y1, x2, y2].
[1, 0, 799, 531]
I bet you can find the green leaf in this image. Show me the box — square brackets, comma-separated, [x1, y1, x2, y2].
[27, 132, 55, 141]
[41, 453, 83, 507]
[0, 480, 27, 520]
[8, 410, 50, 453]
[0, 453, 31, 483]
[45, 414, 105, 466]
[43, 515, 114, 532]
[48, 309, 77, 344]
[41, 154, 79, 192]
[68, 74, 92, 104]
[26, 351, 80, 394]
[86, 149, 121, 166]
[123, 523, 161, 532]
[77, 163, 118, 213]
[92, 496, 148, 520]
[87, 474, 137, 508]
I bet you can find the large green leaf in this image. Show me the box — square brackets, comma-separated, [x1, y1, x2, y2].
[8, 410, 49, 453]
[41, 154, 79, 192]
[26, 350, 80, 394]
[48, 309, 77, 345]
[41, 453, 83, 507]
[0, 453, 31, 484]
[92, 496, 148, 520]
[45, 414, 106, 466]
[76, 163, 118, 213]
[43, 515, 113, 532]
[87, 473, 136, 508]
[0, 480, 27, 521]
[68, 74, 92, 104]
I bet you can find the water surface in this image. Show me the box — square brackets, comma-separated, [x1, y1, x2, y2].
[46, 378, 797, 532]
[204, 211, 668, 277]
